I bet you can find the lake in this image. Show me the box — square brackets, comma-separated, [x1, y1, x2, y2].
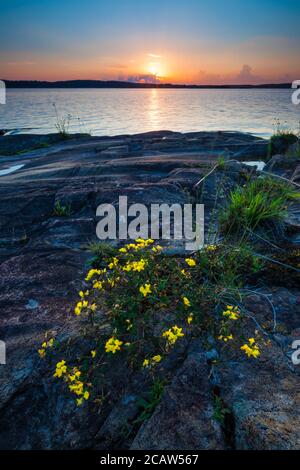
[0, 88, 299, 137]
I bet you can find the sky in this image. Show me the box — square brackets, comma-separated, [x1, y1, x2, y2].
[0, 0, 300, 84]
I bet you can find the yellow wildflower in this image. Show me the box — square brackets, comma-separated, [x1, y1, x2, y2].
[85, 269, 101, 282]
[123, 259, 146, 272]
[77, 398, 83, 406]
[142, 359, 150, 368]
[185, 258, 196, 267]
[223, 306, 240, 320]
[206, 244, 217, 251]
[152, 245, 162, 253]
[108, 257, 119, 269]
[91, 350, 96, 358]
[152, 355, 162, 363]
[135, 238, 154, 246]
[83, 391, 90, 400]
[69, 381, 84, 395]
[93, 280, 103, 290]
[53, 360, 67, 378]
[187, 314, 193, 325]
[105, 337, 123, 354]
[38, 348, 46, 358]
[163, 325, 184, 345]
[139, 282, 152, 297]
[182, 296, 191, 307]
[74, 302, 82, 316]
[79, 290, 89, 298]
[241, 338, 260, 358]
[142, 355, 161, 369]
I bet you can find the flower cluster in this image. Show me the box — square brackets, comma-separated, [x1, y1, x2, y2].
[105, 337, 123, 354]
[108, 257, 119, 269]
[53, 359, 67, 378]
[142, 354, 162, 368]
[118, 238, 156, 254]
[53, 361, 90, 405]
[123, 259, 147, 272]
[241, 338, 260, 358]
[223, 305, 240, 321]
[162, 325, 184, 345]
[46, 235, 268, 413]
[38, 337, 55, 358]
[74, 299, 97, 316]
[85, 268, 102, 282]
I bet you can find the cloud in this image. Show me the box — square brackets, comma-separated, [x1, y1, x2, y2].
[234, 64, 260, 84]
[127, 74, 160, 84]
[194, 65, 265, 85]
[148, 53, 162, 58]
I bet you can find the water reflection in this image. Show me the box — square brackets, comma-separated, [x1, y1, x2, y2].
[147, 89, 160, 129]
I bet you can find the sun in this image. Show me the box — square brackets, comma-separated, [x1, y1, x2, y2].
[148, 62, 160, 76]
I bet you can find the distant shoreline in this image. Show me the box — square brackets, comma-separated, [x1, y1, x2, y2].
[1, 79, 292, 89]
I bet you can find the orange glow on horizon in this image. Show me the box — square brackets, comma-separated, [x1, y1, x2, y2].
[1, 47, 299, 85]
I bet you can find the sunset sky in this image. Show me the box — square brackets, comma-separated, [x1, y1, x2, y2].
[0, 0, 300, 84]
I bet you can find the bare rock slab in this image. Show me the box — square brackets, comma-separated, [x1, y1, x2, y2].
[131, 349, 224, 450]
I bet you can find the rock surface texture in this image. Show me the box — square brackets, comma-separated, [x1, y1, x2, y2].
[0, 131, 299, 449]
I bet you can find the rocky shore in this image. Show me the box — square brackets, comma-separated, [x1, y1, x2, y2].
[0, 130, 300, 450]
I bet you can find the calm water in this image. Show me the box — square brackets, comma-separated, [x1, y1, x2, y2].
[0, 88, 299, 137]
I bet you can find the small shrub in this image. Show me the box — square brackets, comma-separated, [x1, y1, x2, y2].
[39, 239, 265, 408]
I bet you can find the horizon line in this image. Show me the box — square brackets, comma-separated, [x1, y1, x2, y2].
[1, 79, 292, 89]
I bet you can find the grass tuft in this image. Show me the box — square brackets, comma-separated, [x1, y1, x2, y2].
[53, 201, 71, 217]
[219, 177, 298, 235]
